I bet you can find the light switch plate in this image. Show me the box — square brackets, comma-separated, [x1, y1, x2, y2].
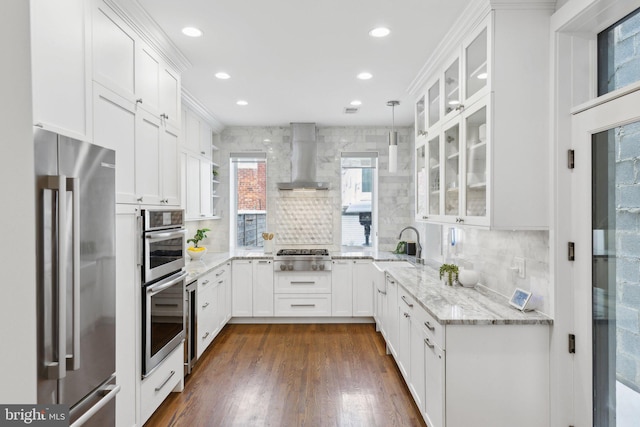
[514, 257, 526, 278]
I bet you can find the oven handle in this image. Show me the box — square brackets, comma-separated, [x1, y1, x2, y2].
[145, 229, 187, 242]
[147, 272, 188, 297]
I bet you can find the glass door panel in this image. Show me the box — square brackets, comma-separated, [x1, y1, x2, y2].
[416, 144, 427, 219]
[444, 123, 460, 216]
[592, 121, 640, 427]
[445, 59, 460, 115]
[465, 27, 488, 100]
[428, 79, 440, 128]
[465, 106, 487, 217]
[416, 95, 426, 138]
[428, 135, 441, 216]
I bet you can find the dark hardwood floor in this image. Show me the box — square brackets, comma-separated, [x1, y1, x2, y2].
[145, 323, 426, 427]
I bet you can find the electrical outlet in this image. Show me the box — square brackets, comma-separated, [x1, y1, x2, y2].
[514, 257, 526, 278]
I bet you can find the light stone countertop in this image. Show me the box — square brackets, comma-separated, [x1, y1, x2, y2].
[185, 250, 552, 326]
[383, 263, 553, 326]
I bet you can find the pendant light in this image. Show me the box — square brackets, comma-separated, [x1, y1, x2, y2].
[387, 100, 400, 173]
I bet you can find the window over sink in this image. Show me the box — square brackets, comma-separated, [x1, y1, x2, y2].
[341, 153, 378, 250]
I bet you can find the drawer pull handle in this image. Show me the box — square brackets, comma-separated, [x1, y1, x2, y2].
[401, 295, 414, 308]
[424, 338, 435, 349]
[154, 370, 176, 392]
[154, 303, 179, 307]
[258, 260, 270, 264]
[216, 270, 225, 277]
[424, 321, 435, 331]
[202, 280, 210, 285]
[291, 304, 316, 307]
[218, 280, 224, 285]
[202, 302, 210, 309]
[291, 281, 315, 285]
[377, 289, 387, 295]
[202, 332, 210, 340]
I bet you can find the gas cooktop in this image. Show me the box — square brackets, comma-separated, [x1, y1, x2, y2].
[276, 249, 330, 257]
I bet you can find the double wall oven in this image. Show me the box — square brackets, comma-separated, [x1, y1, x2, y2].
[140, 209, 187, 377]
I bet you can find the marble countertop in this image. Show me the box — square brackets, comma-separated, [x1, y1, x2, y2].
[383, 263, 553, 326]
[184, 250, 552, 326]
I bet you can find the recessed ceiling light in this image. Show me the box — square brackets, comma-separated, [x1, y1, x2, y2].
[357, 72, 373, 80]
[350, 100, 362, 106]
[215, 72, 231, 80]
[236, 100, 248, 106]
[477, 72, 488, 80]
[369, 27, 391, 38]
[181, 27, 203, 37]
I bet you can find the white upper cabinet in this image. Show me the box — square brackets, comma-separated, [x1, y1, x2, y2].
[31, 0, 90, 140]
[413, 3, 552, 230]
[159, 67, 180, 131]
[135, 44, 161, 116]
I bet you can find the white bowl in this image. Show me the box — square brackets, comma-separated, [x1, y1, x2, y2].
[458, 269, 479, 287]
[188, 247, 207, 260]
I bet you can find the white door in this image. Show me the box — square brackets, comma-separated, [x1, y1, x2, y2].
[572, 88, 640, 427]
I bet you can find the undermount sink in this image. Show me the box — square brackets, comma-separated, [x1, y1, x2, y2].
[373, 261, 415, 273]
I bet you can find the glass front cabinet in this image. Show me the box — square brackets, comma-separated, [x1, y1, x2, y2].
[413, 6, 550, 230]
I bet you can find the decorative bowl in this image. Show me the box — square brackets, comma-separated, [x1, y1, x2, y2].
[187, 246, 207, 260]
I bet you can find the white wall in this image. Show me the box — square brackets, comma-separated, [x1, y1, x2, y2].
[0, 0, 37, 403]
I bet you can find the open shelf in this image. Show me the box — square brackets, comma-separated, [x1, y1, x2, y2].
[447, 152, 459, 160]
[467, 141, 486, 151]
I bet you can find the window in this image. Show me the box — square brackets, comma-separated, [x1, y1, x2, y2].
[598, 7, 640, 96]
[341, 153, 377, 249]
[230, 153, 267, 249]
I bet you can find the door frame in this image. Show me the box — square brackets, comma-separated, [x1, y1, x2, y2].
[571, 88, 640, 427]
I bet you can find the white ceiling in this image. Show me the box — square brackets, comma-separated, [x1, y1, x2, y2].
[134, 0, 471, 127]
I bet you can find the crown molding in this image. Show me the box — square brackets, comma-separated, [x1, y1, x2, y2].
[182, 89, 225, 133]
[104, 0, 191, 73]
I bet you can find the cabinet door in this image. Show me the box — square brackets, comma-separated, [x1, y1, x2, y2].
[160, 126, 180, 205]
[31, 0, 88, 139]
[199, 159, 213, 217]
[183, 109, 201, 155]
[415, 95, 426, 139]
[443, 121, 461, 219]
[461, 102, 488, 226]
[353, 260, 374, 316]
[415, 143, 428, 221]
[410, 317, 426, 413]
[184, 154, 200, 218]
[331, 260, 352, 316]
[92, 2, 135, 101]
[159, 66, 180, 131]
[463, 25, 488, 105]
[397, 306, 411, 379]
[135, 44, 160, 117]
[253, 260, 274, 316]
[443, 57, 461, 119]
[197, 284, 217, 358]
[200, 122, 212, 160]
[134, 110, 162, 205]
[424, 336, 445, 427]
[385, 276, 399, 357]
[427, 134, 442, 219]
[92, 84, 137, 204]
[232, 260, 253, 317]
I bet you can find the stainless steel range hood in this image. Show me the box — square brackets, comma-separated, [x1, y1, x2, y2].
[277, 123, 329, 190]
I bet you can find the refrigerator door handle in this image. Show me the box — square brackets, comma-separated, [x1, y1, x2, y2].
[70, 384, 120, 427]
[42, 175, 68, 381]
[66, 177, 81, 372]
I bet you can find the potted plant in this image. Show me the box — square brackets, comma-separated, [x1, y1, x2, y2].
[187, 228, 210, 260]
[439, 263, 459, 286]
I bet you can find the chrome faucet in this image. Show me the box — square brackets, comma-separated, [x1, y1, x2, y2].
[398, 226, 423, 263]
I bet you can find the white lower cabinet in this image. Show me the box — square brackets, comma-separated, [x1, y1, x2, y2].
[140, 344, 184, 425]
[381, 280, 549, 427]
[253, 260, 274, 316]
[197, 262, 231, 358]
[331, 260, 353, 316]
[353, 260, 374, 316]
[232, 260, 253, 316]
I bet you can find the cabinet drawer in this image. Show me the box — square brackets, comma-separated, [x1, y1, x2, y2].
[140, 344, 183, 424]
[198, 271, 215, 292]
[274, 294, 331, 316]
[417, 306, 445, 349]
[275, 272, 331, 294]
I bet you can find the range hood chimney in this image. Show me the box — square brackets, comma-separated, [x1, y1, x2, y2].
[277, 123, 329, 190]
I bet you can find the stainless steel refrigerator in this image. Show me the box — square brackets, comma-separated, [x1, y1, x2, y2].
[35, 128, 119, 426]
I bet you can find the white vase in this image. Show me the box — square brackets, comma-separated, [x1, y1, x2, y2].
[188, 246, 207, 260]
[458, 269, 479, 287]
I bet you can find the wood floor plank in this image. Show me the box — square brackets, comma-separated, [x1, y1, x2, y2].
[145, 323, 426, 427]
